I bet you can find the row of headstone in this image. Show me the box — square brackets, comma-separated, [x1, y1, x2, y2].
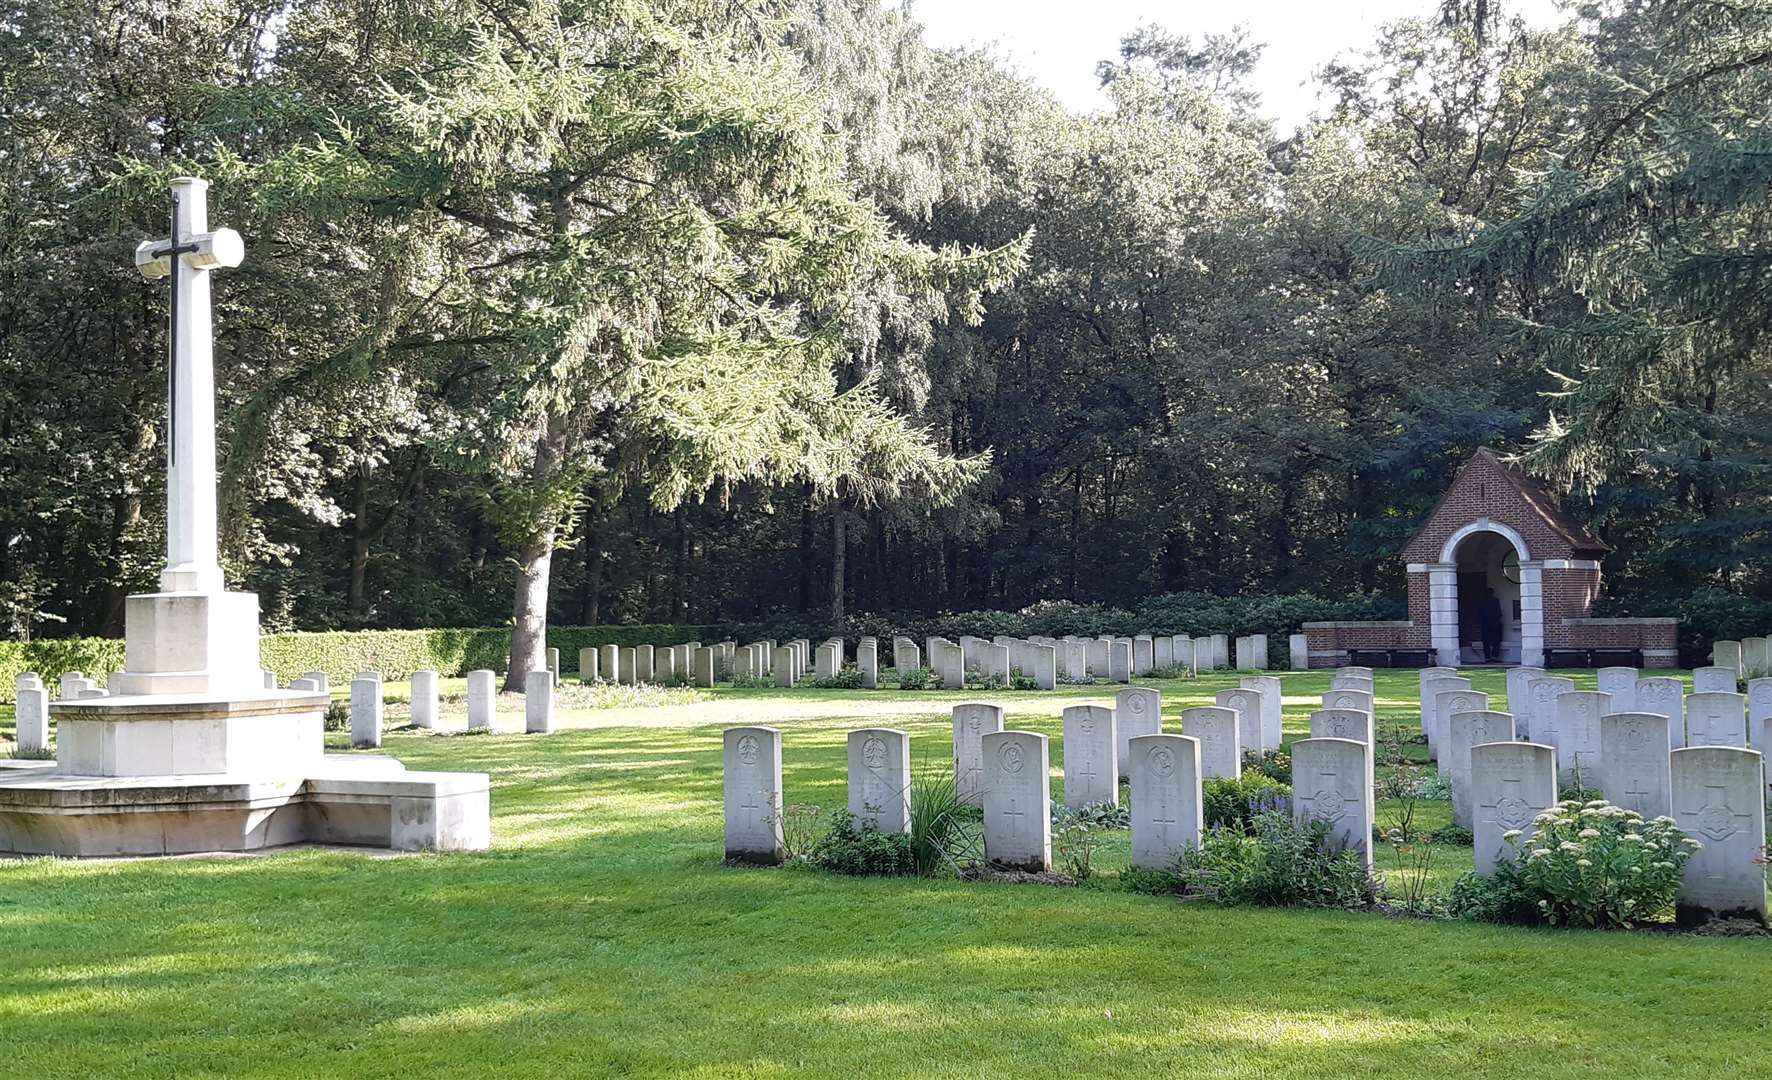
[578, 640, 730, 687]
[1714, 638, 1772, 680]
[723, 707, 1375, 874]
[13, 673, 48, 754]
[1470, 732, 1767, 918]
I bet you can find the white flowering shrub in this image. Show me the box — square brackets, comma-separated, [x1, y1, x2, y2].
[1499, 800, 1699, 928]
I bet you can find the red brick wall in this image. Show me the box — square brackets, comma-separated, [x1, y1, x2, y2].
[1564, 618, 1680, 668]
[1302, 622, 1426, 668]
[1401, 451, 1589, 564]
[1541, 567, 1603, 647]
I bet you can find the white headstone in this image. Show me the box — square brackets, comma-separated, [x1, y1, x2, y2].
[1191, 637, 1212, 674]
[522, 669, 555, 734]
[1446, 710, 1516, 829]
[1329, 674, 1374, 693]
[1749, 678, 1772, 754]
[1596, 666, 1638, 711]
[1433, 689, 1490, 776]
[1132, 635, 1155, 676]
[599, 645, 620, 686]
[1553, 690, 1612, 788]
[1289, 634, 1309, 671]
[937, 640, 965, 690]
[1291, 737, 1373, 869]
[1323, 688, 1374, 715]
[1181, 705, 1241, 779]
[894, 639, 920, 673]
[773, 646, 796, 688]
[1471, 741, 1557, 875]
[1685, 691, 1747, 749]
[1694, 666, 1738, 693]
[1128, 733, 1203, 871]
[1634, 677, 1685, 750]
[1247, 634, 1269, 670]
[1421, 675, 1472, 761]
[1505, 665, 1545, 739]
[466, 669, 496, 730]
[618, 647, 636, 686]
[1109, 641, 1131, 684]
[1310, 709, 1373, 744]
[350, 677, 382, 748]
[578, 647, 599, 684]
[848, 727, 911, 833]
[1216, 687, 1264, 761]
[1599, 712, 1672, 819]
[815, 642, 839, 680]
[1526, 676, 1576, 762]
[1671, 745, 1766, 919]
[981, 730, 1051, 871]
[1240, 675, 1283, 752]
[1173, 636, 1193, 674]
[693, 646, 716, 688]
[15, 686, 48, 755]
[1153, 635, 1174, 670]
[952, 702, 1004, 805]
[58, 671, 85, 700]
[723, 726, 784, 864]
[857, 640, 878, 690]
[1744, 636, 1772, 680]
[1060, 639, 1088, 682]
[1115, 688, 1162, 779]
[1210, 634, 1229, 670]
[411, 670, 440, 729]
[1027, 642, 1056, 690]
[1711, 640, 1744, 676]
[261, 669, 277, 690]
[1062, 705, 1118, 808]
[633, 645, 653, 683]
[546, 647, 563, 685]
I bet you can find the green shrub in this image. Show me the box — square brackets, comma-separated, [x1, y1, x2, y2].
[1176, 811, 1378, 909]
[1119, 867, 1184, 895]
[807, 810, 915, 876]
[323, 700, 349, 732]
[1241, 748, 1292, 785]
[727, 674, 774, 689]
[809, 667, 865, 690]
[1052, 809, 1109, 882]
[1008, 670, 1037, 691]
[1445, 869, 1541, 924]
[1491, 800, 1698, 928]
[1203, 773, 1292, 830]
[1144, 664, 1193, 679]
[896, 666, 934, 690]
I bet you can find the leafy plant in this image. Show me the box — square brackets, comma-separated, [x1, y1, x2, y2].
[1175, 811, 1378, 909]
[727, 674, 774, 689]
[1051, 800, 1130, 829]
[1495, 800, 1698, 928]
[778, 802, 825, 863]
[1380, 824, 1438, 914]
[1241, 748, 1291, 784]
[1007, 670, 1037, 691]
[323, 700, 349, 732]
[1202, 773, 1291, 830]
[807, 809, 914, 876]
[810, 667, 865, 690]
[896, 666, 935, 690]
[1052, 808, 1110, 882]
[1144, 664, 1193, 679]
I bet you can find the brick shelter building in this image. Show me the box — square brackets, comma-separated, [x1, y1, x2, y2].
[1304, 449, 1676, 668]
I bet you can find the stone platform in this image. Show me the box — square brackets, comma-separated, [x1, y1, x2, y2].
[0, 688, 490, 857]
[0, 755, 490, 857]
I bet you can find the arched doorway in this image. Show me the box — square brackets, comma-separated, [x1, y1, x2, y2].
[1432, 520, 1543, 667]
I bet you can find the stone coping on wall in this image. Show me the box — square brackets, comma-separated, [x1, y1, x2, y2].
[1562, 617, 1679, 626]
[1302, 621, 1416, 629]
[47, 690, 329, 721]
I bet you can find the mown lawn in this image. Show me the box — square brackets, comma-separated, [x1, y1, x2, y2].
[3, 668, 1766, 1079]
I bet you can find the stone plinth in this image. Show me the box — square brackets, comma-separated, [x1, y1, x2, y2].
[107, 591, 264, 697]
[51, 691, 326, 778]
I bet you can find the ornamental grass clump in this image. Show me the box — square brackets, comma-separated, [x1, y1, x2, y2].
[1503, 800, 1698, 928]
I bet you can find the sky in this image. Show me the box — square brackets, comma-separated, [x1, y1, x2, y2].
[910, 0, 1568, 130]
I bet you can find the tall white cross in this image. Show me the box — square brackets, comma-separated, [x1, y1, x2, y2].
[134, 177, 244, 595]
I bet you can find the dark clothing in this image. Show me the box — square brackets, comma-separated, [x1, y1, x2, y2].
[1479, 595, 1504, 662]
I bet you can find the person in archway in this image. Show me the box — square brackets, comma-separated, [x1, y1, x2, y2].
[1480, 586, 1504, 663]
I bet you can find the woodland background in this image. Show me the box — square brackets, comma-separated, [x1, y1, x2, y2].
[3, 0, 1770, 668]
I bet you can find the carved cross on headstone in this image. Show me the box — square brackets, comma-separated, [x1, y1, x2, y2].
[133, 177, 244, 595]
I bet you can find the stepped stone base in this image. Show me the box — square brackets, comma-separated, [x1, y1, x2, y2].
[0, 756, 490, 857]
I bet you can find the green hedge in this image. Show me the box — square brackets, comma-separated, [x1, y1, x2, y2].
[1, 624, 715, 700]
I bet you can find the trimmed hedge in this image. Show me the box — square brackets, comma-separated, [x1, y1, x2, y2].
[1, 624, 716, 700]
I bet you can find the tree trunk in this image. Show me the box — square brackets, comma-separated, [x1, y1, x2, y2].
[830, 501, 846, 628]
[797, 486, 815, 612]
[348, 461, 371, 620]
[504, 412, 570, 690]
[578, 516, 601, 625]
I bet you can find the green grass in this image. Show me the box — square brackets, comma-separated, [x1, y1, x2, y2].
[1, 668, 1765, 1079]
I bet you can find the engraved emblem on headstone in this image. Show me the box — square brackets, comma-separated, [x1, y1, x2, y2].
[999, 742, 1024, 774]
[737, 734, 760, 765]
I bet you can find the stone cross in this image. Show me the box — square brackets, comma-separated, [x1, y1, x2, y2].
[134, 177, 244, 594]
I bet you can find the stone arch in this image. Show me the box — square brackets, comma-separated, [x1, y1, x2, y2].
[1430, 520, 1543, 667]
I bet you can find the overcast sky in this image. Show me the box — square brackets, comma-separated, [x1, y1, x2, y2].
[909, 0, 1568, 130]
